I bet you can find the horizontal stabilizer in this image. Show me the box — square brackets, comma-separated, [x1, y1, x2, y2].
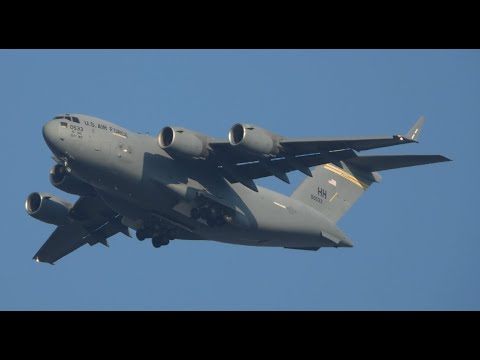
[345, 154, 451, 172]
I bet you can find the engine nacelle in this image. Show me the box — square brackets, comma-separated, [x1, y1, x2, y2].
[158, 126, 209, 159]
[228, 123, 280, 156]
[25, 192, 72, 226]
[49, 164, 94, 196]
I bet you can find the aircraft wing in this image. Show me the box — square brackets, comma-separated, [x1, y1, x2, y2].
[33, 196, 130, 264]
[208, 118, 425, 190]
[280, 134, 414, 153]
[209, 116, 425, 165]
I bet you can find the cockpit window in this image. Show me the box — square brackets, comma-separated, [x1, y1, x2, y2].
[53, 114, 80, 122]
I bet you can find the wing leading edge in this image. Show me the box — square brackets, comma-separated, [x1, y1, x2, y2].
[209, 117, 431, 188]
[280, 116, 425, 154]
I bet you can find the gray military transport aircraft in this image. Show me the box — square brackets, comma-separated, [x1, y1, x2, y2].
[25, 114, 450, 264]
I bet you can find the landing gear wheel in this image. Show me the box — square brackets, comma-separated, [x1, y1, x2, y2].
[152, 236, 163, 248]
[166, 229, 177, 240]
[136, 229, 147, 241]
[152, 234, 171, 248]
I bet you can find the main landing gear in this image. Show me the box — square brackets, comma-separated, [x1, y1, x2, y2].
[136, 224, 177, 248]
[190, 205, 231, 227]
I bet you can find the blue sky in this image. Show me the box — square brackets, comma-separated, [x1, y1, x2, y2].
[1, 50, 478, 310]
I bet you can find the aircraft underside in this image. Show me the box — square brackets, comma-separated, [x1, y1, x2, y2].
[25, 113, 449, 264]
[94, 183, 335, 250]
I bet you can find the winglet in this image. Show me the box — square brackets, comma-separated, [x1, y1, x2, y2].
[406, 116, 425, 142]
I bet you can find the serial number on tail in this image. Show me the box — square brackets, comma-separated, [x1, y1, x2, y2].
[311, 194, 324, 204]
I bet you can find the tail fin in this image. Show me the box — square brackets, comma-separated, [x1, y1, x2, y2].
[291, 161, 380, 224]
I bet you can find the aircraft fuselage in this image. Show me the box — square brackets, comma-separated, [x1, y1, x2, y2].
[42, 114, 351, 249]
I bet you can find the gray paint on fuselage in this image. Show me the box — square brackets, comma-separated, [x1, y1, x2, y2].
[48, 114, 342, 249]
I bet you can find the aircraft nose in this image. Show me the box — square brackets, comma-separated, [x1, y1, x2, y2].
[42, 120, 61, 154]
[42, 120, 56, 142]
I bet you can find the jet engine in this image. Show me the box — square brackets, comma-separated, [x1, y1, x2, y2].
[158, 127, 209, 159]
[25, 192, 72, 226]
[49, 164, 94, 196]
[228, 123, 280, 156]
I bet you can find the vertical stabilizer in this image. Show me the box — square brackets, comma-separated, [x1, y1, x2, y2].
[291, 161, 381, 224]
